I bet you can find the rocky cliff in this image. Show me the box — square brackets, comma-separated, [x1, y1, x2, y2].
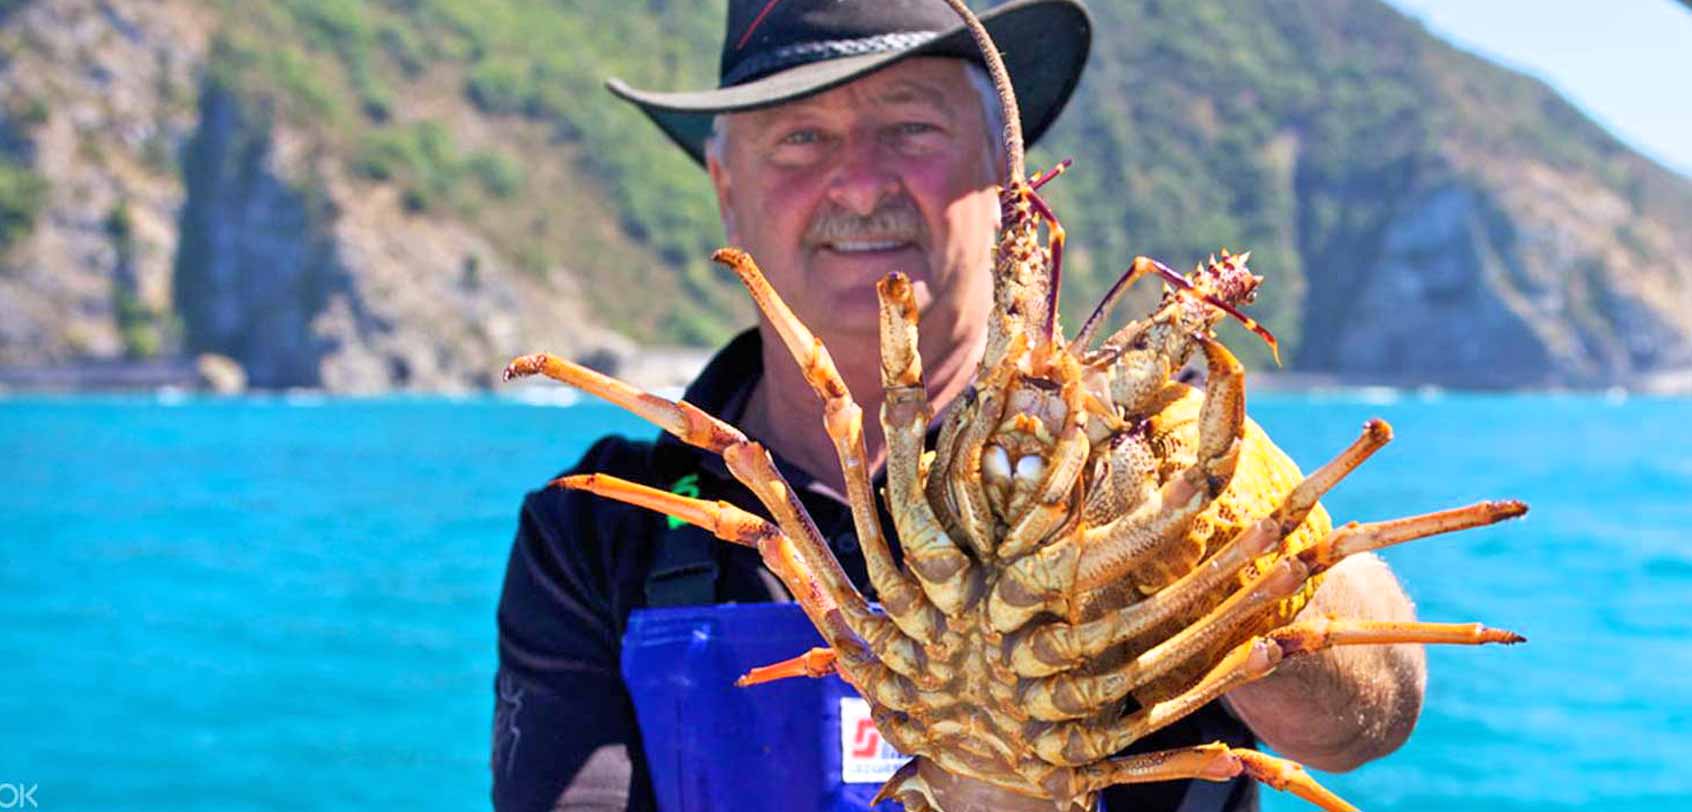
[0, 0, 644, 392]
[0, 0, 205, 366]
[167, 78, 620, 392]
[0, 0, 1687, 391]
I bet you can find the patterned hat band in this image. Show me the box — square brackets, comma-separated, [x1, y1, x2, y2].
[722, 30, 941, 87]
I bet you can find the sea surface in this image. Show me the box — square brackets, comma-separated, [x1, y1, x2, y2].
[1, 391, 1688, 811]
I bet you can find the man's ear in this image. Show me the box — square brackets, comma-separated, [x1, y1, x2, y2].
[706, 146, 739, 244]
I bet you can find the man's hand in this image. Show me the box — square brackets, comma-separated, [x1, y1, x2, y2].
[1223, 553, 1428, 772]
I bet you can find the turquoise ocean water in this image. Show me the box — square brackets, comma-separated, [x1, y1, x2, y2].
[1, 391, 1688, 811]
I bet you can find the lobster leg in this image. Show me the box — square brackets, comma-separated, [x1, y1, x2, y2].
[1021, 556, 1311, 722]
[923, 399, 969, 543]
[1021, 497, 1525, 717]
[1268, 616, 1526, 652]
[556, 473, 932, 692]
[947, 333, 1025, 560]
[878, 272, 980, 620]
[1037, 615, 1521, 767]
[1011, 419, 1395, 677]
[988, 336, 1245, 634]
[714, 248, 942, 643]
[1063, 499, 1527, 690]
[1073, 335, 1246, 593]
[1071, 256, 1167, 352]
[503, 354, 907, 680]
[997, 377, 1091, 561]
[1075, 742, 1357, 812]
[1297, 500, 1527, 570]
[736, 646, 838, 686]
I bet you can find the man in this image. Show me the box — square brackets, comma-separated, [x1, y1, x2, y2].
[492, 2, 1428, 810]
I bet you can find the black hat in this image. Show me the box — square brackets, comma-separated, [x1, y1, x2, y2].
[607, 0, 1092, 167]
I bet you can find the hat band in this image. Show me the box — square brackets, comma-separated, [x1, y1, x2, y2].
[722, 30, 940, 87]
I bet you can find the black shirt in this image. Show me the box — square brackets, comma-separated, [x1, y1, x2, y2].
[491, 329, 1259, 812]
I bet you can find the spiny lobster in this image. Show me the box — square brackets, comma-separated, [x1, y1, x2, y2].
[503, 1, 1527, 809]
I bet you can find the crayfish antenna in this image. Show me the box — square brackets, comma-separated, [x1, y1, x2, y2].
[941, 0, 1084, 356]
[939, 0, 1023, 183]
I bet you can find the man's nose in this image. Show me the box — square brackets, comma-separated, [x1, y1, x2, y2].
[826, 137, 900, 216]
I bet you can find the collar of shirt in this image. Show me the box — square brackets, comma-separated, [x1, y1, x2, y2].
[652, 328, 943, 572]
[654, 327, 851, 505]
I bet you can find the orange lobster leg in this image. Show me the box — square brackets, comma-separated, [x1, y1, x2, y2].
[1015, 417, 1398, 676]
[504, 353, 744, 454]
[556, 473, 777, 549]
[714, 248, 940, 643]
[736, 647, 838, 687]
[1301, 499, 1528, 569]
[1072, 256, 1165, 351]
[1074, 336, 1246, 593]
[1036, 616, 1523, 767]
[557, 474, 830, 622]
[877, 272, 979, 621]
[507, 353, 888, 656]
[1021, 557, 1310, 721]
[1268, 617, 1526, 653]
[557, 472, 933, 696]
[1076, 742, 1357, 812]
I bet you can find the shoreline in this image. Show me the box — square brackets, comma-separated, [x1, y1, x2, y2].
[3, 354, 1690, 397]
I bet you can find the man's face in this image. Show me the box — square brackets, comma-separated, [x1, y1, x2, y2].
[707, 57, 1001, 341]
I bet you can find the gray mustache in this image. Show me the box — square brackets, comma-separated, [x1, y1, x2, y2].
[805, 201, 925, 245]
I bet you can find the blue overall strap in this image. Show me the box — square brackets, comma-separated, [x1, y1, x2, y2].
[620, 603, 907, 812]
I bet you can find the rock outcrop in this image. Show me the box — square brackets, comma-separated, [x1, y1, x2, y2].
[0, 0, 207, 365]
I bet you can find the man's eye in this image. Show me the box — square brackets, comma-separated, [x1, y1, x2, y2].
[895, 122, 939, 136]
[780, 129, 822, 146]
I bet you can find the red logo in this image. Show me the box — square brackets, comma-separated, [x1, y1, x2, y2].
[850, 718, 882, 758]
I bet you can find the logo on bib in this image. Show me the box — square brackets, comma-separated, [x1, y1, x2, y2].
[665, 473, 701, 529]
[839, 697, 911, 783]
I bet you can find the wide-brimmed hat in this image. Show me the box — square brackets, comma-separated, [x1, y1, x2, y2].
[607, 0, 1092, 167]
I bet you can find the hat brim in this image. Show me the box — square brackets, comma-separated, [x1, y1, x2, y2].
[606, 0, 1092, 167]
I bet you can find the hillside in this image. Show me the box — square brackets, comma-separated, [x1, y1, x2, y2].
[0, 0, 1688, 390]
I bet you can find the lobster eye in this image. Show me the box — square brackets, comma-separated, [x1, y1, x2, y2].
[982, 445, 1012, 484]
[1014, 455, 1046, 484]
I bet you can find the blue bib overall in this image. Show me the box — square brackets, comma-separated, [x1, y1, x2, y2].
[612, 459, 1250, 812]
[621, 603, 906, 812]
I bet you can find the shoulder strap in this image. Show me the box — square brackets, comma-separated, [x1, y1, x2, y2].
[643, 473, 721, 607]
[645, 526, 720, 607]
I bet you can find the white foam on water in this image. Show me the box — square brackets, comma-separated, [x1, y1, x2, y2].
[283, 389, 327, 407]
[504, 386, 580, 408]
[1356, 385, 1401, 405]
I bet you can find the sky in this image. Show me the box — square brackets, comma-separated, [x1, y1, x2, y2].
[1381, 0, 1692, 177]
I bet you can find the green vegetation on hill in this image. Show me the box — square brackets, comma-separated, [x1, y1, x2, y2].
[196, 0, 1691, 366]
[201, 0, 744, 346]
[351, 120, 524, 213]
[0, 154, 46, 254]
